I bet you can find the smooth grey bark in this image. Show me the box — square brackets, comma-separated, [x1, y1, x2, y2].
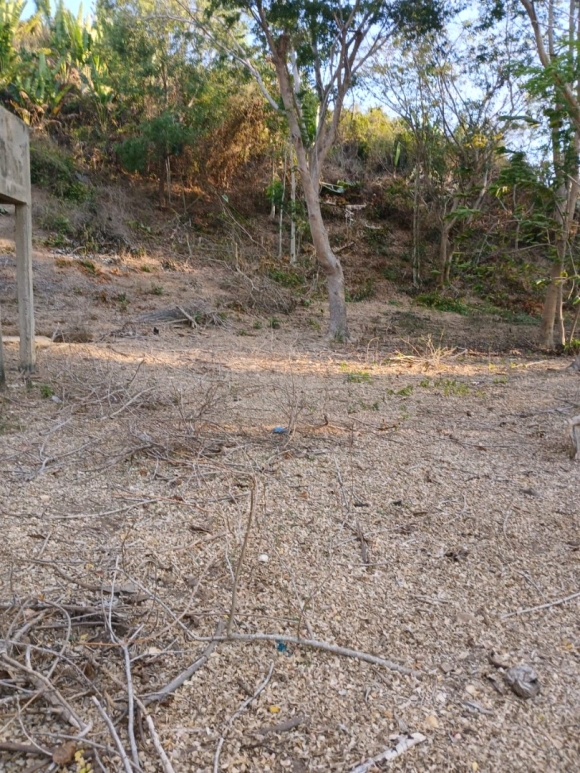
[270, 33, 349, 338]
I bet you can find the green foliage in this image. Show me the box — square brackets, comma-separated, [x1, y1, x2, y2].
[387, 385, 413, 395]
[415, 292, 468, 314]
[39, 384, 54, 398]
[346, 279, 375, 302]
[30, 141, 88, 200]
[434, 378, 469, 396]
[337, 108, 408, 171]
[345, 370, 372, 383]
[117, 113, 195, 173]
[266, 178, 284, 208]
[268, 268, 304, 288]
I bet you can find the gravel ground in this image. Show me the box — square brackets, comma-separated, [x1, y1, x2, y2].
[1, 313, 579, 773]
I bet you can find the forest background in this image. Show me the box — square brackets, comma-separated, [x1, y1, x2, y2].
[2, 0, 580, 351]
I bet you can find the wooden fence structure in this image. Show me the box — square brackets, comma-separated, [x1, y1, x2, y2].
[0, 106, 35, 383]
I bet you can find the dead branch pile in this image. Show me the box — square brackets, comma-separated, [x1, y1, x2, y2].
[221, 273, 297, 315]
[136, 299, 228, 328]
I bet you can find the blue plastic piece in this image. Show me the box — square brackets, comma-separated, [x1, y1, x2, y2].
[272, 426, 288, 434]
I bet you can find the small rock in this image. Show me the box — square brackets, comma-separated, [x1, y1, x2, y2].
[425, 714, 439, 729]
[440, 661, 453, 674]
[505, 665, 540, 698]
[488, 650, 511, 669]
[258, 553, 270, 563]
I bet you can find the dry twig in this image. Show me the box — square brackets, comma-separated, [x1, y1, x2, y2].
[135, 698, 176, 773]
[0, 652, 87, 731]
[213, 662, 275, 773]
[91, 696, 133, 773]
[349, 733, 426, 772]
[501, 590, 580, 619]
[227, 480, 257, 636]
[143, 621, 224, 704]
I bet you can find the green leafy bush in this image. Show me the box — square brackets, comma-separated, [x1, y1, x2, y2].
[415, 292, 468, 314]
[30, 142, 88, 201]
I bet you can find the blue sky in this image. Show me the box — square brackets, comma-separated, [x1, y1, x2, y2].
[24, 0, 94, 19]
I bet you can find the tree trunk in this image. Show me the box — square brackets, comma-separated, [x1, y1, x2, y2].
[158, 164, 166, 208]
[271, 42, 349, 339]
[411, 166, 420, 286]
[438, 221, 452, 286]
[290, 151, 297, 266]
[300, 165, 349, 338]
[539, 259, 564, 348]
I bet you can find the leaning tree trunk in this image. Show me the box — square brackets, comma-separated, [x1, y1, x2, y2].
[299, 163, 349, 339]
[272, 44, 349, 340]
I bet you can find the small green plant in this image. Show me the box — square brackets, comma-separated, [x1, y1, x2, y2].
[387, 385, 413, 396]
[382, 267, 398, 281]
[346, 371, 372, 383]
[308, 318, 321, 331]
[564, 338, 580, 355]
[415, 293, 468, 315]
[359, 400, 380, 411]
[140, 264, 152, 273]
[78, 260, 97, 275]
[419, 378, 431, 388]
[253, 320, 263, 329]
[492, 376, 508, 385]
[117, 293, 129, 311]
[150, 285, 164, 296]
[346, 279, 375, 302]
[269, 317, 281, 329]
[40, 384, 54, 399]
[434, 378, 470, 396]
[269, 268, 303, 288]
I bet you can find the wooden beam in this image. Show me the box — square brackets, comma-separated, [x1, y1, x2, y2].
[15, 202, 35, 372]
[0, 304, 5, 388]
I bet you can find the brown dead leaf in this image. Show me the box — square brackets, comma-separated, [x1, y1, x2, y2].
[52, 741, 76, 765]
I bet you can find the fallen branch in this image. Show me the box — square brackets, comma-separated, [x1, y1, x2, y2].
[0, 652, 87, 731]
[91, 696, 132, 773]
[135, 698, 176, 773]
[349, 732, 426, 773]
[0, 741, 50, 756]
[213, 662, 274, 773]
[122, 645, 141, 772]
[501, 590, 580, 619]
[142, 621, 224, 704]
[227, 479, 256, 636]
[219, 633, 421, 677]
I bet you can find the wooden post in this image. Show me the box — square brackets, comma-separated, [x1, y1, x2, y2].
[0, 105, 35, 374]
[15, 202, 35, 372]
[0, 304, 5, 388]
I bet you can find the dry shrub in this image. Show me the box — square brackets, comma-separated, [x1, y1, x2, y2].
[198, 91, 272, 190]
[136, 298, 227, 327]
[222, 272, 297, 315]
[52, 322, 94, 343]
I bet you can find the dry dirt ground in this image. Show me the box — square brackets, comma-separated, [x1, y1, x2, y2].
[1, 216, 580, 773]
